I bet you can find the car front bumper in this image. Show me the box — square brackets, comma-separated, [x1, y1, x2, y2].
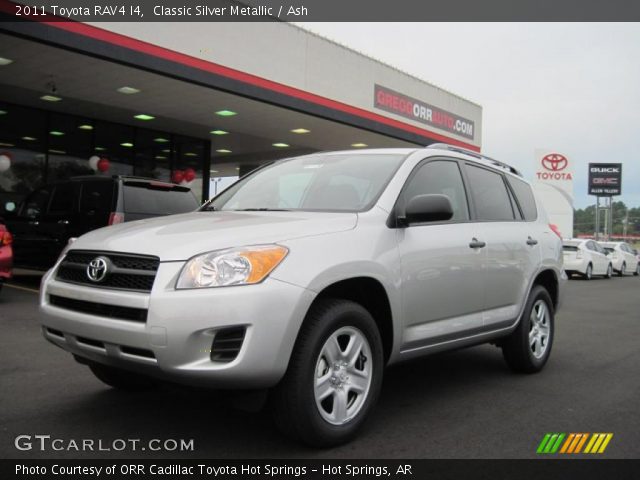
[39, 262, 315, 388]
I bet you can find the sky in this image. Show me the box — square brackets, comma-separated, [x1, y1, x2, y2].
[296, 23, 640, 209]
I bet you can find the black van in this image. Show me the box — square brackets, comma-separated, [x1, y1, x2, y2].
[5, 176, 199, 270]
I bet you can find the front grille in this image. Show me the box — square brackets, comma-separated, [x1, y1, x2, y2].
[56, 250, 159, 292]
[210, 327, 246, 363]
[49, 295, 148, 323]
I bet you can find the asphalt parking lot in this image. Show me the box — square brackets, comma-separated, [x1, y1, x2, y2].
[1, 274, 639, 459]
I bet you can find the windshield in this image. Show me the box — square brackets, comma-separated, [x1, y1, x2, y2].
[205, 153, 406, 212]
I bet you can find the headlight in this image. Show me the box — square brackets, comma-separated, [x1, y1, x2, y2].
[176, 245, 288, 289]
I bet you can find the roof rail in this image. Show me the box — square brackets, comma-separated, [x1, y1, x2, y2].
[426, 143, 522, 177]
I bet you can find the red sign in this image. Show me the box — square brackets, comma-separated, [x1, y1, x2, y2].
[374, 85, 475, 140]
[541, 154, 568, 172]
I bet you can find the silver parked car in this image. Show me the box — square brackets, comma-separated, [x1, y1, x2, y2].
[39, 144, 565, 446]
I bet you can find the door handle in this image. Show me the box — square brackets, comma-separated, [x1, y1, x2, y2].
[58, 220, 69, 225]
[469, 238, 486, 249]
[526, 237, 538, 246]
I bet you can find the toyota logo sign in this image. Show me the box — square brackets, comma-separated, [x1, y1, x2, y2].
[541, 154, 568, 172]
[87, 257, 109, 282]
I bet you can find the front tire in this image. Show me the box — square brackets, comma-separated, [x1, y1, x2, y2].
[584, 263, 593, 280]
[605, 264, 613, 279]
[501, 285, 554, 373]
[634, 263, 640, 276]
[619, 262, 626, 277]
[89, 363, 157, 391]
[271, 299, 384, 447]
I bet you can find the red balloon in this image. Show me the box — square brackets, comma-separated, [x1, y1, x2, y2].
[97, 157, 110, 173]
[172, 170, 184, 184]
[183, 168, 196, 182]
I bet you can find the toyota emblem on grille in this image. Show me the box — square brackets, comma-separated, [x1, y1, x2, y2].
[87, 257, 109, 282]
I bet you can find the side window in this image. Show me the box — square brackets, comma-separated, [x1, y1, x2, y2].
[402, 160, 469, 222]
[80, 181, 114, 214]
[48, 183, 76, 214]
[507, 176, 538, 221]
[465, 165, 515, 221]
[20, 188, 51, 218]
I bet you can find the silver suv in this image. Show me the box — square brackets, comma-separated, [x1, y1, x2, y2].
[40, 144, 565, 446]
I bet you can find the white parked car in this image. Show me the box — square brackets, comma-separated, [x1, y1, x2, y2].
[600, 242, 640, 276]
[563, 239, 613, 280]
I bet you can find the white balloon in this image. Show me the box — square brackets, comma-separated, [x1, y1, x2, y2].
[0, 155, 10, 173]
[88, 155, 100, 171]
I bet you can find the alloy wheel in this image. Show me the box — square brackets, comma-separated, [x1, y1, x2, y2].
[314, 327, 373, 426]
[529, 299, 551, 359]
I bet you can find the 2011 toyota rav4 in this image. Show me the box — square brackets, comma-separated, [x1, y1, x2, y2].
[40, 144, 565, 446]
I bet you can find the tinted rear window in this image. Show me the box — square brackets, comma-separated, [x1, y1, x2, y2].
[123, 184, 198, 215]
[507, 176, 538, 221]
[563, 245, 578, 252]
[603, 247, 614, 253]
[465, 165, 515, 221]
[80, 181, 114, 214]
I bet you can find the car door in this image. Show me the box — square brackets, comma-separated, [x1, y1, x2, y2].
[396, 158, 487, 350]
[463, 164, 535, 329]
[40, 182, 80, 267]
[589, 241, 608, 274]
[8, 186, 53, 269]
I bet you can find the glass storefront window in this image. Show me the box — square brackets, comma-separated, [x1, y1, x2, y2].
[0, 101, 209, 214]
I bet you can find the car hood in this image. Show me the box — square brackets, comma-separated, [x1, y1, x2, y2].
[69, 211, 358, 261]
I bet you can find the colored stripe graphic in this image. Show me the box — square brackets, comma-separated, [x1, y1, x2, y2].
[538, 433, 613, 454]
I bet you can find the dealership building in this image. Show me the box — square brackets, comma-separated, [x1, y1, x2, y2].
[0, 13, 482, 207]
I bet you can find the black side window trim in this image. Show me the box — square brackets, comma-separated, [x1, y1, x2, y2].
[387, 156, 473, 228]
[505, 174, 538, 222]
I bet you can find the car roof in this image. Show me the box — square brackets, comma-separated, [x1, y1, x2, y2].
[563, 239, 586, 246]
[305, 144, 523, 180]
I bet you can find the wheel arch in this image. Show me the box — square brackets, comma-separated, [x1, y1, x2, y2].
[532, 268, 559, 310]
[304, 277, 394, 363]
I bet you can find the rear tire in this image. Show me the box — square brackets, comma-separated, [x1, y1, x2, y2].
[634, 264, 639, 276]
[501, 285, 554, 374]
[271, 299, 384, 447]
[584, 264, 593, 280]
[605, 264, 613, 279]
[89, 363, 157, 391]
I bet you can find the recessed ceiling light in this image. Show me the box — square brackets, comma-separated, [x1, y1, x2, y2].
[78, 124, 93, 130]
[117, 86, 140, 94]
[184, 152, 198, 157]
[0, 57, 14, 66]
[21, 136, 37, 141]
[48, 149, 66, 154]
[49, 131, 65, 136]
[210, 169, 219, 173]
[272, 143, 289, 148]
[0, 142, 15, 147]
[154, 137, 169, 143]
[0, 110, 7, 115]
[162, 149, 171, 153]
[216, 149, 232, 153]
[134, 114, 155, 121]
[235, 167, 240, 170]
[291, 128, 310, 134]
[95, 147, 106, 151]
[210, 130, 228, 135]
[351, 143, 368, 148]
[40, 95, 62, 102]
[215, 110, 237, 117]
[155, 155, 167, 160]
[120, 142, 134, 148]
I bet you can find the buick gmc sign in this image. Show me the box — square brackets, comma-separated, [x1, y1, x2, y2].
[374, 85, 475, 139]
[588, 163, 622, 196]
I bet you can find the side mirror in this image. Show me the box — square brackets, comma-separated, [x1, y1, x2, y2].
[403, 194, 453, 225]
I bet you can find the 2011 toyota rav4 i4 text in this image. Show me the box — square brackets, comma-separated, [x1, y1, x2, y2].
[40, 144, 565, 446]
